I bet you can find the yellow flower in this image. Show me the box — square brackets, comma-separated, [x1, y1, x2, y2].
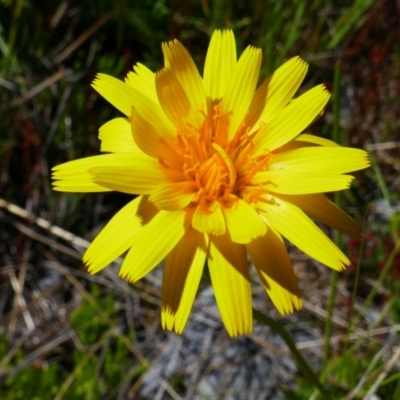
[53, 30, 369, 337]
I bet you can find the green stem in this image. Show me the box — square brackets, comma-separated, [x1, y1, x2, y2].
[253, 310, 331, 399]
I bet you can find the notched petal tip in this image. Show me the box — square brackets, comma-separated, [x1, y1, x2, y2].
[118, 269, 134, 283]
[91, 73, 110, 90]
[90, 73, 101, 86]
[161, 313, 185, 335]
[155, 67, 167, 78]
[84, 261, 96, 275]
[249, 45, 262, 54]
[293, 55, 308, 66]
[275, 297, 303, 316]
[226, 322, 253, 338]
[162, 39, 178, 49]
[364, 152, 372, 168]
[83, 255, 103, 276]
[90, 73, 137, 117]
[310, 83, 330, 98]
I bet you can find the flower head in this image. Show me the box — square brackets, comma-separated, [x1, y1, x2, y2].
[53, 30, 370, 337]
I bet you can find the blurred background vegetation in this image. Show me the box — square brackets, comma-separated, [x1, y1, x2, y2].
[1, 0, 400, 398]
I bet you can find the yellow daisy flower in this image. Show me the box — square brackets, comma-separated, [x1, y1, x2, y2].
[53, 30, 370, 337]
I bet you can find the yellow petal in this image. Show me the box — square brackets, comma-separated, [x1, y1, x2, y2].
[134, 63, 155, 86]
[92, 73, 136, 117]
[257, 195, 349, 270]
[203, 30, 236, 101]
[52, 181, 109, 192]
[155, 68, 198, 132]
[192, 201, 226, 235]
[252, 85, 330, 157]
[149, 182, 197, 211]
[294, 133, 341, 147]
[95, 72, 176, 142]
[125, 63, 158, 103]
[276, 193, 361, 238]
[128, 81, 177, 141]
[262, 56, 308, 119]
[248, 56, 308, 131]
[244, 75, 270, 130]
[119, 209, 187, 282]
[162, 40, 206, 129]
[98, 117, 138, 153]
[269, 147, 370, 174]
[131, 105, 181, 163]
[222, 198, 267, 243]
[252, 170, 354, 194]
[162, 228, 206, 334]
[84, 196, 157, 274]
[272, 132, 342, 153]
[246, 228, 302, 315]
[221, 46, 262, 141]
[52, 155, 122, 193]
[88, 153, 168, 195]
[208, 233, 252, 337]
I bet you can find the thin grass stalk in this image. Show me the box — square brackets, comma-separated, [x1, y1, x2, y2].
[327, 0, 374, 50]
[279, 1, 306, 59]
[54, 328, 112, 400]
[341, 299, 394, 364]
[369, 151, 398, 241]
[323, 61, 342, 368]
[337, 241, 400, 365]
[336, 236, 365, 391]
[324, 242, 400, 396]
[356, 238, 400, 326]
[210, 0, 227, 30]
[393, 371, 400, 399]
[1, 0, 23, 76]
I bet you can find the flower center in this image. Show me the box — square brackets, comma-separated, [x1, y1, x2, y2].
[161, 103, 271, 209]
